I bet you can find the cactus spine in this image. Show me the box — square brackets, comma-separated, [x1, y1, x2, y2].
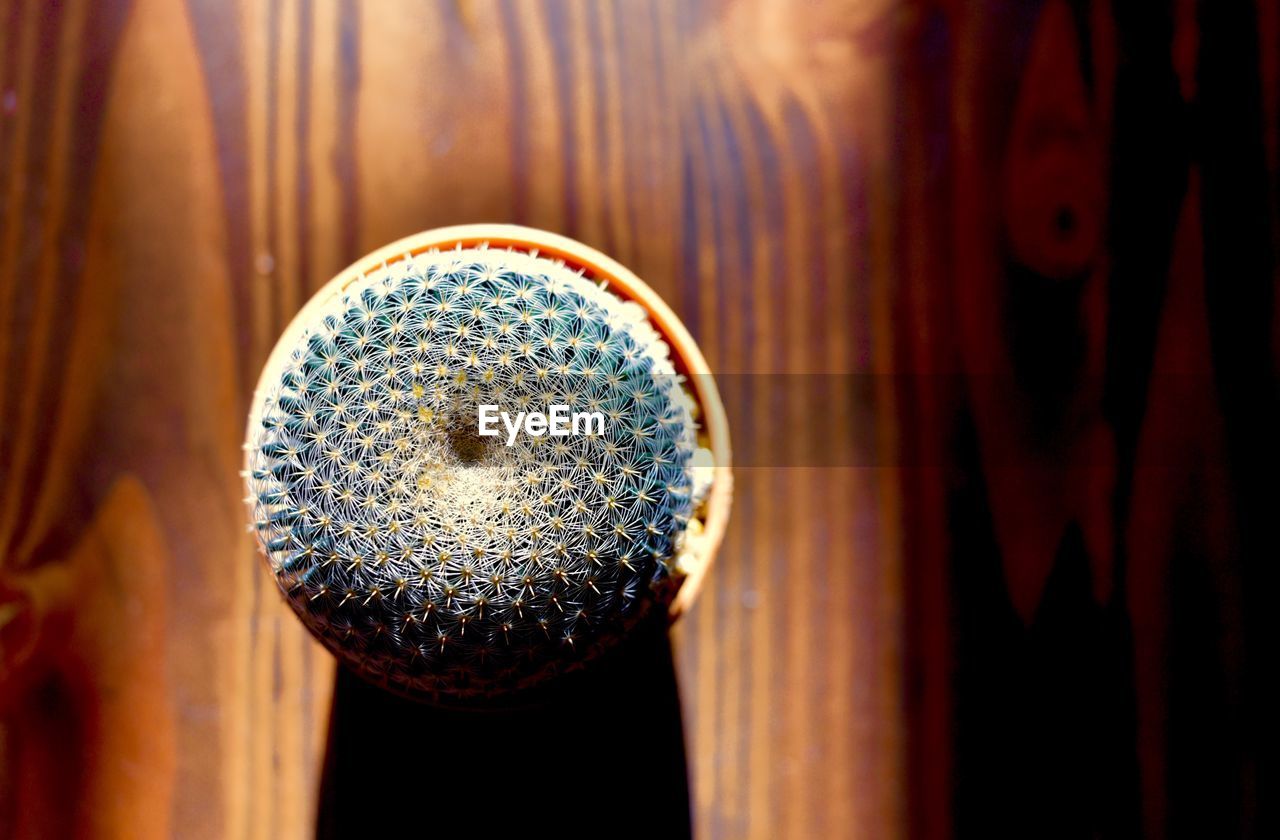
[245, 245, 704, 699]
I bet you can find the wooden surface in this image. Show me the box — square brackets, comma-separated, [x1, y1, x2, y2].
[13, 1, 1272, 837]
[0, 1, 904, 838]
[897, 0, 1280, 837]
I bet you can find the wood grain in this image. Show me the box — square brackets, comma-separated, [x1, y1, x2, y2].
[896, 0, 1280, 836]
[0, 1, 904, 838]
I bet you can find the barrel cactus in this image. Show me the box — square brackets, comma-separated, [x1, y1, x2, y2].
[244, 241, 712, 700]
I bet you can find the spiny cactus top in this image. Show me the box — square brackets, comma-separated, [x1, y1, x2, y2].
[245, 244, 710, 699]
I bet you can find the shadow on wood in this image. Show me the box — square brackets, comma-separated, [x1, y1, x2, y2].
[316, 612, 691, 839]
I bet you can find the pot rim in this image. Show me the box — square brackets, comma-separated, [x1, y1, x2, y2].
[245, 223, 732, 620]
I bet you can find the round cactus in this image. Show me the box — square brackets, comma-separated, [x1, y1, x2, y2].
[244, 244, 709, 699]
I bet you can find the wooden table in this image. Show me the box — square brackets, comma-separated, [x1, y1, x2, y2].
[0, 1, 903, 837]
[9, 1, 1276, 837]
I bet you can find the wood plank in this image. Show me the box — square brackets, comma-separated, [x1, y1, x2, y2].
[0, 1, 904, 837]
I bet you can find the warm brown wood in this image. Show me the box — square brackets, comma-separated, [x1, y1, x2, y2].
[896, 0, 1280, 837]
[12, 0, 1275, 837]
[0, 1, 904, 838]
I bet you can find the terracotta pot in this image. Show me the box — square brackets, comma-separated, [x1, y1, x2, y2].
[246, 223, 732, 627]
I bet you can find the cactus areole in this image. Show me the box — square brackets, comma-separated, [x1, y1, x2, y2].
[244, 225, 730, 701]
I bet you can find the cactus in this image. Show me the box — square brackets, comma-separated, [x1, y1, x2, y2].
[245, 245, 704, 699]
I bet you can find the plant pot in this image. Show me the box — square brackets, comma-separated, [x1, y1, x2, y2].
[246, 223, 733, 661]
